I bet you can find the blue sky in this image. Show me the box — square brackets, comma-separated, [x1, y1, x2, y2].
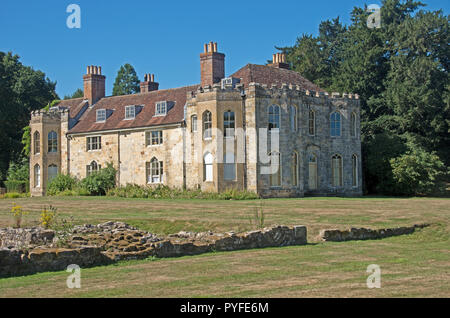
[1, 0, 448, 98]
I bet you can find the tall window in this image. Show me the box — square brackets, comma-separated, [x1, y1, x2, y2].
[308, 154, 318, 190]
[203, 152, 213, 182]
[290, 106, 298, 132]
[269, 152, 281, 187]
[351, 112, 357, 137]
[203, 111, 212, 140]
[223, 111, 235, 137]
[34, 164, 41, 188]
[309, 110, 315, 135]
[96, 109, 106, 122]
[191, 115, 198, 132]
[352, 154, 358, 187]
[332, 154, 343, 187]
[268, 105, 280, 131]
[87, 136, 101, 151]
[147, 158, 163, 183]
[33, 131, 40, 154]
[125, 106, 136, 120]
[330, 112, 341, 137]
[48, 164, 58, 183]
[292, 152, 299, 187]
[224, 153, 236, 181]
[146, 131, 163, 146]
[86, 161, 100, 176]
[48, 131, 58, 153]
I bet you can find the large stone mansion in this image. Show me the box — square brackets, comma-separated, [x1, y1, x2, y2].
[29, 42, 362, 197]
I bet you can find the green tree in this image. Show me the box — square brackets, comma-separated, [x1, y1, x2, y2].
[0, 52, 57, 180]
[112, 63, 140, 96]
[64, 88, 83, 99]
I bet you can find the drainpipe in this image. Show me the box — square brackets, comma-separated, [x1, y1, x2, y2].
[241, 88, 247, 190]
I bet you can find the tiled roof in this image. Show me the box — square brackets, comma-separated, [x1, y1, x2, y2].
[61, 64, 325, 134]
[231, 64, 325, 92]
[66, 85, 199, 134]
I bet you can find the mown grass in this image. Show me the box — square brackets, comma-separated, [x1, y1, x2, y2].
[0, 196, 448, 297]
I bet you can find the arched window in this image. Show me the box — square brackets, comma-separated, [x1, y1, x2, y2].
[203, 111, 212, 139]
[290, 105, 298, 132]
[203, 152, 213, 182]
[34, 164, 41, 188]
[48, 131, 58, 153]
[269, 151, 281, 187]
[191, 115, 198, 133]
[146, 157, 163, 183]
[224, 152, 236, 181]
[268, 105, 280, 131]
[309, 110, 315, 135]
[332, 154, 343, 187]
[223, 111, 235, 137]
[352, 154, 358, 187]
[86, 161, 100, 176]
[34, 131, 40, 154]
[308, 154, 318, 190]
[330, 112, 341, 137]
[292, 152, 299, 187]
[351, 112, 357, 137]
[48, 164, 58, 183]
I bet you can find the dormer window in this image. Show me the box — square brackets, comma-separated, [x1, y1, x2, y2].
[96, 109, 106, 122]
[155, 101, 167, 116]
[125, 105, 136, 120]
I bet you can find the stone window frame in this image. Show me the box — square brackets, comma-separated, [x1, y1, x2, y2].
[268, 104, 280, 132]
[145, 130, 163, 147]
[352, 154, 358, 187]
[33, 131, 41, 155]
[223, 110, 235, 138]
[269, 151, 282, 188]
[203, 111, 212, 140]
[290, 105, 298, 132]
[223, 152, 236, 181]
[86, 136, 102, 152]
[48, 131, 58, 153]
[96, 109, 106, 122]
[146, 157, 164, 184]
[331, 153, 343, 187]
[308, 153, 318, 190]
[308, 110, 316, 136]
[86, 160, 101, 176]
[48, 164, 58, 183]
[203, 152, 214, 182]
[191, 115, 198, 133]
[350, 112, 357, 138]
[124, 105, 136, 120]
[292, 151, 299, 187]
[330, 111, 342, 137]
[34, 164, 41, 188]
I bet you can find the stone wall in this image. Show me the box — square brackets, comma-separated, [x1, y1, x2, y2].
[0, 223, 307, 278]
[319, 224, 429, 242]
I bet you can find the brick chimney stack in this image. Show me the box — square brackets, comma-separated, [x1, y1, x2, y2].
[140, 73, 159, 93]
[83, 65, 105, 105]
[200, 42, 225, 87]
[269, 53, 289, 70]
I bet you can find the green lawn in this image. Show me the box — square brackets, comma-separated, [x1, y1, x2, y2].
[0, 196, 449, 297]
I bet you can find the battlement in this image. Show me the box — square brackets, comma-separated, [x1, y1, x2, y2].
[30, 107, 69, 122]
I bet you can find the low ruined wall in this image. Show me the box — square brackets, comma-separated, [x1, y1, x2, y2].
[319, 224, 429, 242]
[0, 227, 55, 249]
[0, 224, 307, 278]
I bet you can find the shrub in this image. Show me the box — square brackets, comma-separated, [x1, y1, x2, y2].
[80, 163, 117, 195]
[11, 203, 28, 228]
[47, 174, 78, 195]
[40, 205, 58, 229]
[390, 147, 448, 196]
[4, 180, 29, 193]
